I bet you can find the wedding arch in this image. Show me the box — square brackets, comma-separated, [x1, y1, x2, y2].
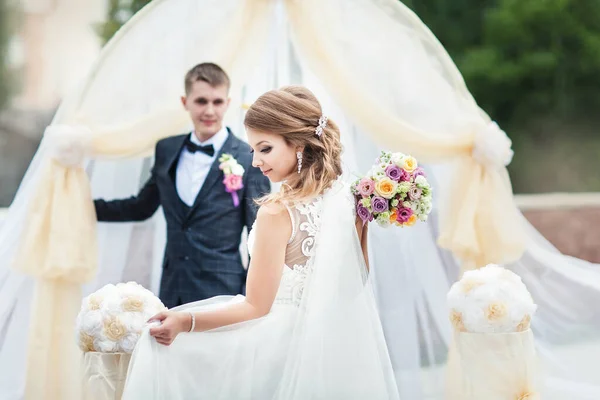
[1, 0, 600, 398]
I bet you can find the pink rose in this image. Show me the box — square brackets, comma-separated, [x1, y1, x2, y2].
[357, 178, 375, 197]
[223, 174, 243, 191]
[396, 207, 413, 223]
[399, 169, 411, 182]
[408, 186, 422, 200]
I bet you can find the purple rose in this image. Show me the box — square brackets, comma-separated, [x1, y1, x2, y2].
[408, 186, 422, 200]
[396, 207, 413, 223]
[371, 196, 389, 213]
[356, 203, 373, 223]
[356, 178, 375, 197]
[399, 169, 411, 182]
[385, 164, 402, 182]
[412, 167, 426, 179]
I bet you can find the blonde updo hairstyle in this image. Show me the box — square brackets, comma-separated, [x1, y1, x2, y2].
[244, 85, 342, 205]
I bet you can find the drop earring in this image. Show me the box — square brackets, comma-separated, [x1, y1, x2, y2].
[296, 151, 303, 174]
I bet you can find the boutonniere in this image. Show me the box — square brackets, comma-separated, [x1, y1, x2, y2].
[219, 154, 245, 207]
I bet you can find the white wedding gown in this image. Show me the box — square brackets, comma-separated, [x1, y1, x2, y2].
[122, 181, 400, 399]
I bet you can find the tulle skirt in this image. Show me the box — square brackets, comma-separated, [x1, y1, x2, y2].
[122, 295, 298, 399]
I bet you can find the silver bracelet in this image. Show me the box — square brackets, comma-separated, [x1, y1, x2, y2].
[188, 311, 196, 333]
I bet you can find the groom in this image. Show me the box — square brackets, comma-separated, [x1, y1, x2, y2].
[94, 63, 270, 308]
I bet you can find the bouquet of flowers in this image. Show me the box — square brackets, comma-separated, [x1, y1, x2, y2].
[219, 153, 245, 207]
[352, 151, 432, 227]
[75, 282, 166, 353]
[447, 264, 537, 333]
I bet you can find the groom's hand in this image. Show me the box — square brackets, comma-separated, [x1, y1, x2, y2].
[148, 311, 188, 346]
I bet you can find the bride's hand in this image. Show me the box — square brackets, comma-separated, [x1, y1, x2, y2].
[148, 311, 190, 346]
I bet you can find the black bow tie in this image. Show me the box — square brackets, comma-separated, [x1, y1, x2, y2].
[185, 138, 215, 157]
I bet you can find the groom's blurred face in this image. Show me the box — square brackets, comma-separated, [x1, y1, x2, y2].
[181, 81, 230, 140]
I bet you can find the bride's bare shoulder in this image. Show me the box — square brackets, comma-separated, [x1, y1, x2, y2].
[256, 203, 292, 243]
[258, 201, 288, 217]
[255, 202, 293, 239]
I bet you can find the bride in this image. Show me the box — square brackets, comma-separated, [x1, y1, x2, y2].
[122, 85, 400, 399]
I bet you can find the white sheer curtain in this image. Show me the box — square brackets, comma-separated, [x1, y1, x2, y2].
[1, 0, 599, 399]
[0, 0, 275, 397]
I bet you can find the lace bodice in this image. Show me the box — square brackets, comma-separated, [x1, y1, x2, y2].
[247, 198, 323, 307]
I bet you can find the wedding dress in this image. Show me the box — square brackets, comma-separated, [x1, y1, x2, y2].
[121, 180, 400, 399]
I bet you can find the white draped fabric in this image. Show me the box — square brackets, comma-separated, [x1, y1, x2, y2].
[0, 0, 599, 399]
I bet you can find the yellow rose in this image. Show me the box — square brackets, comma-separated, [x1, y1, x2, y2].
[486, 302, 508, 321]
[374, 178, 397, 199]
[460, 278, 483, 294]
[103, 316, 128, 341]
[516, 314, 531, 332]
[79, 332, 96, 352]
[88, 295, 102, 311]
[402, 156, 418, 173]
[449, 310, 466, 332]
[122, 296, 145, 312]
[405, 214, 418, 227]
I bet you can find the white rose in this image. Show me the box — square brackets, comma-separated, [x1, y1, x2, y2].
[119, 333, 140, 354]
[95, 284, 116, 299]
[137, 285, 158, 300]
[150, 300, 167, 314]
[78, 310, 104, 336]
[232, 164, 245, 176]
[117, 287, 146, 300]
[94, 338, 119, 353]
[226, 160, 238, 169]
[414, 175, 428, 187]
[390, 153, 405, 165]
[122, 312, 146, 334]
[118, 282, 144, 295]
[102, 295, 124, 316]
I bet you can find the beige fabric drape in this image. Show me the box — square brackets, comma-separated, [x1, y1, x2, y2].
[81, 353, 131, 400]
[285, 0, 525, 269]
[11, 1, 274, 398]
[449, 330, 540, 400]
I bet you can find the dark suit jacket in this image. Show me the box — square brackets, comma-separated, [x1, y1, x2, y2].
[94, 129, 271, 308]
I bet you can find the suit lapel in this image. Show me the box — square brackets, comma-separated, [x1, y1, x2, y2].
[165, 134, 189, 186]
[188, 129, 240, 214]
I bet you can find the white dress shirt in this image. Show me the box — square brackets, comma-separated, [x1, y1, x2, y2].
[176, 127, 229, 206]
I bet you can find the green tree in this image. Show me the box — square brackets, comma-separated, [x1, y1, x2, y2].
[403, 0, 600, 192]
[460, 0, 600, 124]
[97, 0, 153, 44]
[402, 0, 493, 57]
[405, 0, 600, 127]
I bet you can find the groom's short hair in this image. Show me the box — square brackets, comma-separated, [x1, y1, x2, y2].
[184, 63, 230, 95]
